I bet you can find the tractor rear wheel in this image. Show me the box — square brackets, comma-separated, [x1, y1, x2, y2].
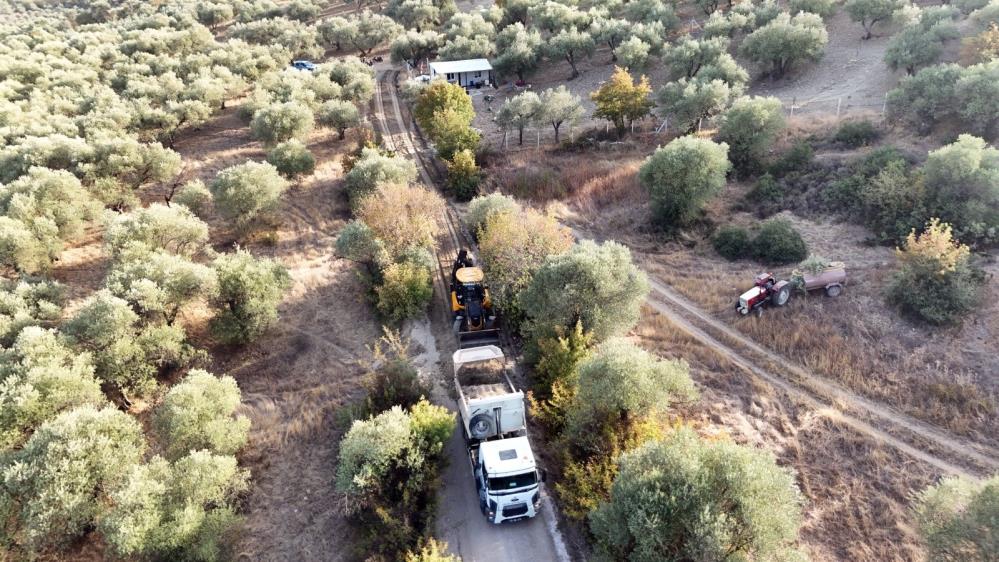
[774, 285, 791, 306]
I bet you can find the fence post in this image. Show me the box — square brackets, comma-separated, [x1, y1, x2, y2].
[536, 129, 540, 151]
[881, 92, 888, 120]
[789, 96, 796, 119]
[836, 97, 842, 119]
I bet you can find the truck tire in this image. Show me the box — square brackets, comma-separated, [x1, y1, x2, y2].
[825, 284, 842, 297]
[469, 414, 495, 439]
[774, 285, 791, 307]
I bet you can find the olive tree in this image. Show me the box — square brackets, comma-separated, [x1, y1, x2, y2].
[538, 86, 585, 143]
[638, 136, 731, 228]
[886, 64, 963, 133]
[0, 277, 64, 346]
[350, 11, 403, 55]
[105, 246, 217, 324]
[656, 78, 735, 134]
[884, 7, 959, 74]
[250, 101, 314, 145]
[846, 0, 909, 39]
[663, 36, 730, 80]
[103, 203, 210, 259]
[209, 161, 289, 228]
[520, 240, 649, 344]
[493, 23, 544, 81]
[390, 30, 445, 68]
[615, 37, 652, 72]
[740, 12, 829, 79]
[210, 249, 291, 344]
[0, 327, 105, 452]
[467, 193, 522, 236]
[344, 148, 418, 205]
[317, 100, 362, 140]
[717, 96, 786, 175]
[154, 369, 250, 460]
[197, 2, 234, 29]
[0, 406, 145, 552]
[439, 35, 495, 60]
[171, 180, 213, 217]
[590, 16, 632, 62]
[590, 427, 804, 562]
[913, 474, 999, 561]
[496, 91, 542, 146]
[100, 451, 249, 561]
[64, 290, 189, 395]
[267, 139, 316, 179]
[547, 27, 597, 79]
[413, 81, 474, 138]
[921, 135, 999, 242]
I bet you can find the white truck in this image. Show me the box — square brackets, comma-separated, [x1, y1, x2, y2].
[453, 345, 545, 524]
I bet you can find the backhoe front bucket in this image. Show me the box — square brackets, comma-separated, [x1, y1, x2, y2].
[457, 328, 501, 349]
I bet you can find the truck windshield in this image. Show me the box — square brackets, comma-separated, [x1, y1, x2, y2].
[488, 472, 537, 491]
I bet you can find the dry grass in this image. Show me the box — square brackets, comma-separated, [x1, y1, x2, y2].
[634, 309, 934, 562]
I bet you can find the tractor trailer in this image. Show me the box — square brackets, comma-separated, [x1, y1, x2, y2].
[453, 345, 545, 524]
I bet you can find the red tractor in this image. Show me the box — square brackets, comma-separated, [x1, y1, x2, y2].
[735, 273, 792, 316]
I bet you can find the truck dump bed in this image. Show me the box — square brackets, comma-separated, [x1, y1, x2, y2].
[453, 346, 525, 441]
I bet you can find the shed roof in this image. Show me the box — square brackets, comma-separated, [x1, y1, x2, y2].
[429, 58, 493, 74]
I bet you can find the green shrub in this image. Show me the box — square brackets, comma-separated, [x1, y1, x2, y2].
[913, 474, 999, 560]
[172, 180, 213, 217]
[833, 120, 880, 147]
[376, 261, 433, 324]
[712, 225, 751, 260]
[250, 101, 314, 145]
[768, 141, 814, 177]
[466, 193, 521, 237]
[0, 277, 65, 346]
[363, 330, 431, 414]
[209, 161, 289, 228]
[752, 219, 808, 264]
[266, 139, 316, 178]
[445, 149, 480, 201]
[745, 172, 784, 216]
[210, 249, 291, 344]
[790, 0, 839, 18]
[716, 96, 786, 176]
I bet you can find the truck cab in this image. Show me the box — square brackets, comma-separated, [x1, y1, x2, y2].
[473, 436, 543, 524]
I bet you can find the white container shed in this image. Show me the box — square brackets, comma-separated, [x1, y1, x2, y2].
[428, 59, 493, 89]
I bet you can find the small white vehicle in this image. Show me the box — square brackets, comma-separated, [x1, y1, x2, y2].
[453, 346, 545, 523]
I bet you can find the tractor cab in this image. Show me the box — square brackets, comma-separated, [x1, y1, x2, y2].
[754, 272, 776, 289]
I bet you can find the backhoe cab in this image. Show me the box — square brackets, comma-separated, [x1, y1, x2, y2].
[450, 250, 499, 348]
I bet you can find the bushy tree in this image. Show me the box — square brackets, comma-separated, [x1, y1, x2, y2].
[0, 327, 104, 452]
[413, 81, 474, 139]
[0, 406, 144, 552]
[591, 66, 654, 136]
[328, 57, 377, 103]
[752, 218, 808, 264]
[590, 16, 632, 62]
[913, 474, 999, 561]
[390, 30, 445, 67]
[638, 136, 731, 228]
[336, 219, 388, 269]
[344, 148, 418, 206]
[376, 261, 434, 324]
[267, 139, 316, 179]
[428, 108, 480, 160]
[590, 427, 804, 562]
[717, 96, 786, 175]
[496, 91, 542, 146]
[921, 135, 999, 242]
[494, 23, 544, 81]
[64, 290, 189, 395]
[82, 136, 182, 194]
[790, 0, 839, 18]
[885, 7, 960, 74]
[846, 0, 909, 39]
[0, 277, 64, 346]
[154, 370, 250, 460]
[615, 37, 652, 72]
[547, 27, 597, 79]
[104, 203, 210, 259]
[446, 149, 480, 201]
[467, 193, 522, 236]
[210, 249, 291, 344]
[106, 246, 217, 324]
[663, 36, 729, 80]
[100, 451, 249, 561]
[250, 101, 314, 145]
[859, 160, 926, 243]
[887, 219, 982, 325]
[438, 35, 495, 60]
[520, 241, 649, 344]
[478, 207, 573, 322]
[621, 0, 679, 28]
[355, 183, 444, 256]
[538, 86, 585, 143]
[886, 64, 963, 133]
[712, 225, 752, 260]
[209, 161, 289, 228]
[318, 16, 356, 51]
[197, 2, 235, 29]
[740, 12, 829, 78]
[963, 22, 999, 64]
[954, 60, 999, 139]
